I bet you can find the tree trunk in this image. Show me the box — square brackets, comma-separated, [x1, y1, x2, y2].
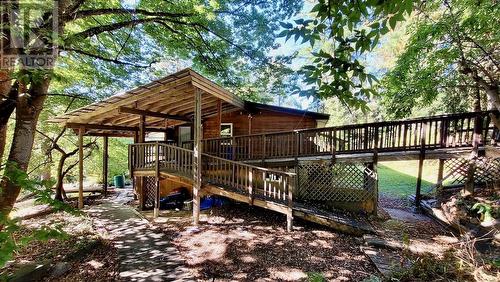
[485, 86, 500, 130]
[0, 75, 50, 215]
[0, 80, 18, 162]
[0, 126, 7, 165]
[54, 154, 68, 201]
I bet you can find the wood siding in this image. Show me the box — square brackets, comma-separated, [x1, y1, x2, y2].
[203, 109, 318, 139]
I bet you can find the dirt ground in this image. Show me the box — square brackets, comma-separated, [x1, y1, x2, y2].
[1, 197, 118, 281]
[7, 189, 494, 281]
[149, 203, 376, 281]
[376, 193, 459, 256]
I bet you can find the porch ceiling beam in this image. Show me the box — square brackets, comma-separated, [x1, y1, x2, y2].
[65, 74, 193, 123]
[118, 107, 191, 122]
[84, 132, 134, 137]
[66, 122, 167, 132]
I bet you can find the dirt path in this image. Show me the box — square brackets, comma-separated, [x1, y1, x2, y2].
[86, 190, 191, 281]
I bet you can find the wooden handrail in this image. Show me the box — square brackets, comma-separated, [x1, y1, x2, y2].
[199, 110, 499, 161]
[201, 152, 296, 176]
[129, 143, 295, 207]
[200, 110, 498, 141]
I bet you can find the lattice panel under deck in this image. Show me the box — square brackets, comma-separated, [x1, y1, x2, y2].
[143, 176, 157, 209]
[297, 161, 377, 205]
[444, 157, 500, 186]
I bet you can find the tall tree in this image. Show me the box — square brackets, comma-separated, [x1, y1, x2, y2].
[381, 0, 499, 118]
[282, 0, 498, 118]
[0, 0, 303, 215]
[280, 0, 413, 111]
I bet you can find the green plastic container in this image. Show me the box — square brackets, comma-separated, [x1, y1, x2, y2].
[114, 175, 125, 188]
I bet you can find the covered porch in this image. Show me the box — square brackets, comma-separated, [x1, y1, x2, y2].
[50, 68, 248, 225]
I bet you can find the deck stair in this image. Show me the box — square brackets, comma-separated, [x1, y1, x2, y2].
[130, 143, 374, 234]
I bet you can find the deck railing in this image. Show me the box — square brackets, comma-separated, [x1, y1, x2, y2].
[200, 111, 499, 161]
[129, 142, 193, 178]
[202, 153, 294, 204]
[129, 143, 295, 206]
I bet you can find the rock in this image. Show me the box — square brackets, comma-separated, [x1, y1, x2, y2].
[363, 234, 402, 250]
[51, 262, 70, 278]
[494, 232, 500, 244]
[9, 260, 52, 282]
[470, 218, 480, 225]
[480, 219, 499, 228]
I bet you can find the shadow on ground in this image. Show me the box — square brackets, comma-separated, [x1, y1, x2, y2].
[154, 203, 375, 281]
[87, 202, 191, 281]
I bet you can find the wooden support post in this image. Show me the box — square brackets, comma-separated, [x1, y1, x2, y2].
[287, 176, 294, 232]
[193, 89, 202, 225]
[154, 142, 160, 218]
[164, 119, 169, 142]
[248, 114, 253, 157]
[216, 99, 222, 137]
[472, 113, 483, 157]
[138, 115, 146, 210]
[248, 114, 252, 135]
[373, 126, 379, 213]
[132, 134, 138, 200]
[415, 122, 427, 208]
[103, 135, 109, 196]
[463, 160, 476, 197]
[436, 159, 445, 194]
[139, 115, 146, 142]
[262, 134, 266, 164]
[78, 126, 84, 209]
[331, 130, 336, 164]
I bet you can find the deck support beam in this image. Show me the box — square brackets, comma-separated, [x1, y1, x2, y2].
[118, 106, 191, 122]
[154, 142, 160, 218]
[415, 122, 428, 208]
[193, 89, 202, 225]
[216, 99, 222, 137]
[138, 115, 146, 210]
[436, 159, 445, 194]
[103, 135, 109, 196]
[78, 126, 85, 209]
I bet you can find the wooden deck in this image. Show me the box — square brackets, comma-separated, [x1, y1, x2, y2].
[129, 111, 499, 232]
[197, 110, 498, 162]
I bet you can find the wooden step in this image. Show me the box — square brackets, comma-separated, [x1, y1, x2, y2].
[292, 203, 374, 236]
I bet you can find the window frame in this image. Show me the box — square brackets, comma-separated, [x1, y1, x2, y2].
[220, 122, 233, 138]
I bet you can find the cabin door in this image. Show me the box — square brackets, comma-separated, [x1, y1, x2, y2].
[178, 126, 192, 147]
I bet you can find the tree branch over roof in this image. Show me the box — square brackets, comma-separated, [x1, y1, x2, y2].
[63, 47, 154, 68]
[69, 8, 193, 21]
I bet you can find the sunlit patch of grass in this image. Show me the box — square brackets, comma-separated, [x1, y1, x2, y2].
[378, 160, 439, 198]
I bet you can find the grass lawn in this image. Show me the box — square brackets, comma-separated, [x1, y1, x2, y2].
[378, 160, 440, 198]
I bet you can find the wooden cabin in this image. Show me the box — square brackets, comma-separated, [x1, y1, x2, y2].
[49, 68, 499, 234]
[50, 68, 329, 223]
[147, 103, 329, 207]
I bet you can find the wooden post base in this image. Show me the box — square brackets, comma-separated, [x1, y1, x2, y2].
[286, 212, 293, 232]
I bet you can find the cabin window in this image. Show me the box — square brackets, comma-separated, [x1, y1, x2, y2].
[220, 123, 233, 138]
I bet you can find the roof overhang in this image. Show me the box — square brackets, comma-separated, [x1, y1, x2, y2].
[245, 101, 330, 120]
[50, 68, 245, 136]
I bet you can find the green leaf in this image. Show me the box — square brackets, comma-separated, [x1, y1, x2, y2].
[389, 16, 398, 30]
[279, 22, 293, 29]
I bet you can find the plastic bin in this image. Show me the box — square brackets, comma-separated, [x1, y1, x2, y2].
[114, 175, 124, 188]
